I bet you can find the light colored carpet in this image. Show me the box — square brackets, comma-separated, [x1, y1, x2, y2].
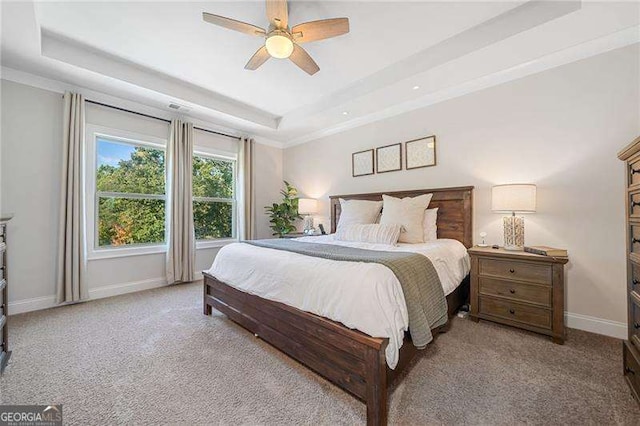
[1, 282, 639, 425]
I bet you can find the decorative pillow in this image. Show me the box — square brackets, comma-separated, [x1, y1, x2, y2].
[423, 208, 438, 241]
[380, 194, 433, 243]
[337, 199, 383, 231]
[335, 224, 402, 245]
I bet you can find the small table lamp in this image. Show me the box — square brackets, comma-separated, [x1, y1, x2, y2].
[492, 184, 536, 250]
[298, 198, 318, 234]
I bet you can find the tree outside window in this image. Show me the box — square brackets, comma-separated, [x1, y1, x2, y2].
[94, 136, 236, 249]
[96, 138, 166, 247]
[192, 155, 236, 240]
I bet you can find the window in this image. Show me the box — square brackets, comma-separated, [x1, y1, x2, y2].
[192, 154, 236, 241]
[86, 123, 238, 258]
[95, 137, 166, 248]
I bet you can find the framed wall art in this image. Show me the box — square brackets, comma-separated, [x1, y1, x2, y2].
[376, 143, 402, 173]
[352, 149, 375, 177]
[405, 135, 436, 169]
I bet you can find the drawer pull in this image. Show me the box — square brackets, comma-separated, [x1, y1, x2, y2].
[634, 238, 640, 245]
[509, 289, 516, 294]
[632, 168, 640, 175]
[634, 279, 640, 286]
[627, 366, 636, 375]
[635, 323, 640, 329]
[509, 308, 515, 314]
[509, 269, 515, 274]
[633, 201, 640, 208]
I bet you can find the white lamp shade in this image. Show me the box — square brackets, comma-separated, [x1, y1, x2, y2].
[298, 198, 318, 215]
[492, 184, 536, 213]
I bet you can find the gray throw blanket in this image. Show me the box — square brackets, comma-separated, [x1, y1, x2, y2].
[244, 239, 448, 349]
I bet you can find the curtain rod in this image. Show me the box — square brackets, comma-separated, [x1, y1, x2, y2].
[84, 99, 242, 140]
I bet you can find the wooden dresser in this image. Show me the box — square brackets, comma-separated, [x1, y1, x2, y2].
[469, 246, 569, 344]
[618, 135, 640, 403]
[0, 215, 11, 373]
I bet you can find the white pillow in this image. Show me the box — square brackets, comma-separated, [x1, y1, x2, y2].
[380, 194, 433, 243]
[335, 224, 402, 245]
[423, 208, 438, 241]
[337, 199, 383, 231]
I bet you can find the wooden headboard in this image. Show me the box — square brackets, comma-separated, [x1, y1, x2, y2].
[329, 186, 474, 248]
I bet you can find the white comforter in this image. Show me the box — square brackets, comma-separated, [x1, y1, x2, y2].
[206, 235, 470, 368]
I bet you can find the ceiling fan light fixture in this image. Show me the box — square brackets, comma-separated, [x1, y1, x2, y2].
[265, 32, 294, 59]
[203, 0, 350, 74]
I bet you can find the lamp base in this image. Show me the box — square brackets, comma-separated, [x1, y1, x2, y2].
[503, 215, 525, 248]
[302, 215, 314, 233]
[503, 245, 523, 251]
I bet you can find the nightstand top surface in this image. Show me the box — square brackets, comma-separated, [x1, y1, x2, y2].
[280, 232, 322, 239]
[468, 246, 569, 264]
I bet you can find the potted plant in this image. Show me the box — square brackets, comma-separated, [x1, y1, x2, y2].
[265, 181, 302, 237]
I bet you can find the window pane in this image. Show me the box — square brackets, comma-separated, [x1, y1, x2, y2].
[192, 156, 234, 198]
[97, 138, 165, 195]
[193, 201, 233, 240]
[98, 197, 165, 246]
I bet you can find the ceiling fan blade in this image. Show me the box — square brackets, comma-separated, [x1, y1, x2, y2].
[266, 0, 288, 29]
[245, 46, 271, 70]
[292, 18, 349, 43]
[289, 44, 319, 75]
[203, 12, 266, 37]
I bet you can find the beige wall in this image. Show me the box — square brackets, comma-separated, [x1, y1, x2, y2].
[0, 80, 283, 311]
[284, 45, 640, 330]
[253, 142, 284, 239]
[1, 80, 63, 303]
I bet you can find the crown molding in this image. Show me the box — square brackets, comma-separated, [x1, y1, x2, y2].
[281, 0, 581, 128]
[0, 66, 285, 149]
[40, 29, 280, 130]
[284, 25, 640, 148]
[3, 24, 636, 152]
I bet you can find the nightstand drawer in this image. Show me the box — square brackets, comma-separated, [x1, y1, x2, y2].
[630, 158, 640, 187]
[631, 263, 640, 291]
[479, 296, 552, 329]
[478, 258, 552, 285]
[479, 277, 551, 307]
[624, 341, 640, 401]
[631, 191, 640, 218]
[632, 225, 640, 256]
[631, 292, 640, 350]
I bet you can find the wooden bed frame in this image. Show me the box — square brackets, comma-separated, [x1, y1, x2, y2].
[203, 186, 473, 425]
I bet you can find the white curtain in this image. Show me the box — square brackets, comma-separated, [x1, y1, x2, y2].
[166, 120, 196, 284]
[238, 137, 256, 240]
[56, 92, 88, 303]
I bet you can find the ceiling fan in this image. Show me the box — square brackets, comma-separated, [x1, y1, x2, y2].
[203, 0, 349, 75]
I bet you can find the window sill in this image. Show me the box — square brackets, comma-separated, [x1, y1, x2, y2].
[88, 244, 167, 261]
[196, 238, 238, 250]
[87, 239, 237, 261]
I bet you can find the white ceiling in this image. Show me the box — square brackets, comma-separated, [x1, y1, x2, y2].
[1, 1, 639, 147]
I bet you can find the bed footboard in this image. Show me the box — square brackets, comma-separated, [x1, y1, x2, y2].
[203, 272, 389, 426]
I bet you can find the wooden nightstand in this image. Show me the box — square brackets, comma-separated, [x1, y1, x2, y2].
[468, 246, 569, 344]
[279, 232, 322, 239]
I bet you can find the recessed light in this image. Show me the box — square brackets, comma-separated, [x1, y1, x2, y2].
[342, 111, 349, 115]
[412, 85, 420, 90]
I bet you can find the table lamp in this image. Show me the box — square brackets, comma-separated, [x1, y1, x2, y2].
[298, 198, 318, 234]
[491, 184, 536, 250]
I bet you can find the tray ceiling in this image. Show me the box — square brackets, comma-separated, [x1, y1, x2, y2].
[1, 1, 639, 146]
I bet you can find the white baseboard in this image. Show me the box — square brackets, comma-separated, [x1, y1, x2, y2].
[8, 273, 205, 315]
[88, 277, 167, 300]
[565, 311, 627, 339]
[8, 277, 169, 314]
[8, 295, 57, 315]
[6, 280, 628, 341]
